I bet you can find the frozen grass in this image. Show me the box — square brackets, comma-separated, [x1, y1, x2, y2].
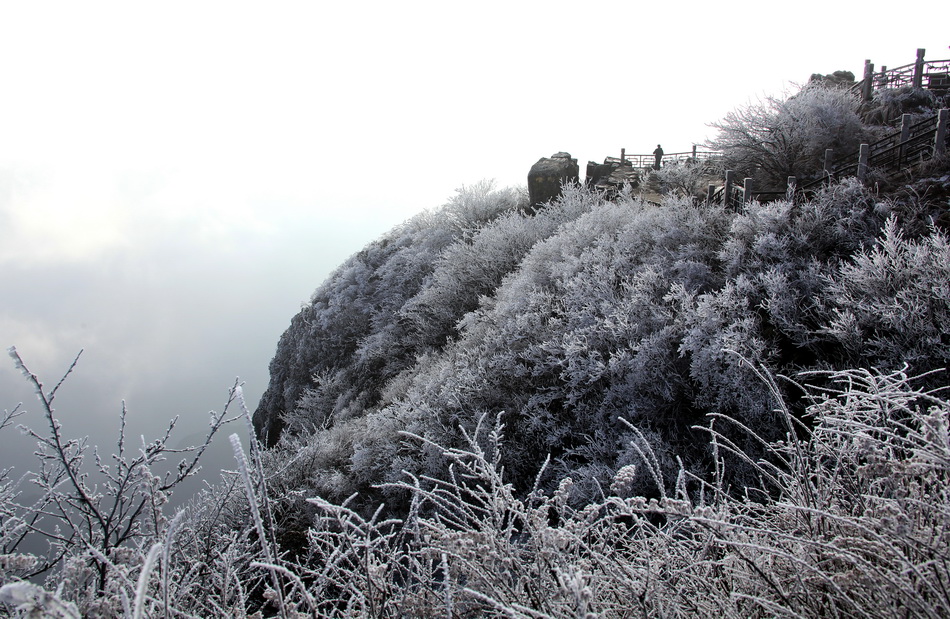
[4, 358, 948, 617]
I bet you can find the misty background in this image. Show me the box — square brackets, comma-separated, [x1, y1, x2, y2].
[1, 1, 946, 479]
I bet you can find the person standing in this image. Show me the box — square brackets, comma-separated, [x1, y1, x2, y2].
[653, 144, 664, 170]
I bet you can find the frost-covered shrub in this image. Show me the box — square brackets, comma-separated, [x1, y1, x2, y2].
[261, 173, 950, 514]
[344, 195, 737, 502]
[248, 368, 950, 618]
[256, 181, 524, 443]
[715, 178, 890, 366]
[862, 85, 941, 126]
[824, 217, 950, 372]
[645, 159, 709, 199]
[8, 361, 948, 617]
[0, 350, 269, 618]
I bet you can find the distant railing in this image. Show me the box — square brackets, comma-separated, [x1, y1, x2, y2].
[607, 48, 950, 212]
[854, 48, 950, 100]
[605, 146, 722, 171]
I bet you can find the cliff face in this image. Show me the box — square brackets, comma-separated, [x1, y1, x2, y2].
[253, 307, 319, 445]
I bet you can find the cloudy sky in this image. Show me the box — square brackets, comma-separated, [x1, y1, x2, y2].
[1, 1, 947, 471]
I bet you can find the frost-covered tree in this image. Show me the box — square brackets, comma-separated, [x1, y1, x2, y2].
[0, 349, 265, 617]
[708, 83, 874, 187]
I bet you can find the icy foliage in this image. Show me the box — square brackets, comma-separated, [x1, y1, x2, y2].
[253, 181, 525, 444]
[645, 159, 712, 199]
[259, 164, 950, 512]
[5, 162, 950, 614]
[8, 365, 950, 617]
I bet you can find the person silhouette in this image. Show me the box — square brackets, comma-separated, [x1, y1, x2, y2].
[653, 144, 664, 170]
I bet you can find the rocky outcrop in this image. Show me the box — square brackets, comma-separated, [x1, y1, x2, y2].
[586, 158, 640, 197]
[527, 152, 578, 209]
[808, 70, 856, 88]
[585, 161, 616, 188]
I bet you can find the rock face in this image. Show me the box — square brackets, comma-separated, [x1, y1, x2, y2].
[527, 152, 579, 209]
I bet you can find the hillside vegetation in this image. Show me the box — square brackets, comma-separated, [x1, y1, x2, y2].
[3, 81, 950, 617]
[254, 84, 950, 513]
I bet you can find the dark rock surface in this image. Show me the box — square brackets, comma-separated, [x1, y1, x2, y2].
[586, 158, 640, 197]
[527, 152, 578, 209]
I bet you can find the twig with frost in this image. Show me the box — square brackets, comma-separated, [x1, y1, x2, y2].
[230, 433, 289, 619]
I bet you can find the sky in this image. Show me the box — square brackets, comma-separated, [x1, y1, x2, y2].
[0, 0, 947, 476]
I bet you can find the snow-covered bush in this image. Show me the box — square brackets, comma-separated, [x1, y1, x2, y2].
[645, 159, 710, 199]
[7, 167, 950, 614]
[8, 357, 948, 617]
[824, 216, 950, 370]
[258, 169, 950, 516]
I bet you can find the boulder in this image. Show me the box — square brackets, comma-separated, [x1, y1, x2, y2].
[528, 152, 579, 209]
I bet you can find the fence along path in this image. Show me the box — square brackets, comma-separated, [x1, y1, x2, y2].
[704, 47, 950, 212]
[612, 49, 949, 211]
[855, 48, 950, 100]
[705, 108, 949, 211]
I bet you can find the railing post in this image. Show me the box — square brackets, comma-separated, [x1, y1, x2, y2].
[899, 113, 912, 166]
[824, 148, 835, 178]
[724, 170, 735, 211]
[857, 144, 870, 181]
[913, 48, 925, 89]
[743, 178, 754, 206]
[691, 144, 697, 162]
[880, 65, 888, 88]
[706, 184, 715, 207]
[900, 114, 912, 142]
[936, 109, 948, 157]
[786, 176, 797, 203]
[620, 148, 626, 166]
[862, 59, 874, 101]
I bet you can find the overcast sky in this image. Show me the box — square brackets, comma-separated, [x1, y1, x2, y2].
[1, 1, 947, 472]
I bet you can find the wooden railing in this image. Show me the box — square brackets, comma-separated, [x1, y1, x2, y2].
[606, 48, 949, 212]
[800, 113, 943, 189]
[706, 108, 948, 212]
[605, 146, 722, 171]
[854, 48, 950, 100]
